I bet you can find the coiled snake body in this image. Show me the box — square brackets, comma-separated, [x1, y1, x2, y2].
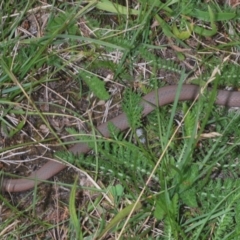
[2, 85, 240, 192]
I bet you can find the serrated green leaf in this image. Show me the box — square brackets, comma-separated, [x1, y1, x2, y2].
[80, 73, 110, 100]
[122, 89, 143, 129]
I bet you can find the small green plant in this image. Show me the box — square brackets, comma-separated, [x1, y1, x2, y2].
[1, 0, 240, 239]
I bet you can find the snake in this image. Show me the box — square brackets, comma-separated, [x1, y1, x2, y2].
[2, 84, 240, 192]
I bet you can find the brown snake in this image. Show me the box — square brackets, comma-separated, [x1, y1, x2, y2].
[2, 84, 240, 192]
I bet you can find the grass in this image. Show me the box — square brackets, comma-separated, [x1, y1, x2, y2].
[1, 0, 240, 239]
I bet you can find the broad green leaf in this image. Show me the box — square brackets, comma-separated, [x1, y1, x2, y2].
[110, 184, 124, 198]
[192, 6, 217, 37]
[172, 22, 192, 40]
[190, 9, 236, 22]
[96, 0, 139, 15]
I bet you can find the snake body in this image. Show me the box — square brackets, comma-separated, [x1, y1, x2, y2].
[3, 84, 240, 192]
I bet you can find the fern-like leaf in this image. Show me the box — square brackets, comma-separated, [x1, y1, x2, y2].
[79, 71, 110, 100]
[213, 214, 233, 240]
[122, 89, 143, 130]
